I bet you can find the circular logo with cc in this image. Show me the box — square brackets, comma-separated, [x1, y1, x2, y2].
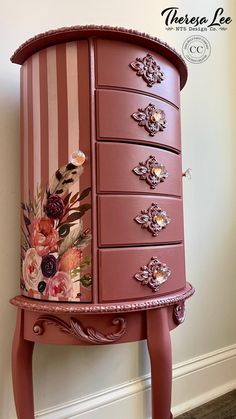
[182, 36, 211, 64]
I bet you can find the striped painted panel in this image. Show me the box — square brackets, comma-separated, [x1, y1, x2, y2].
[20, 41, 92, 303]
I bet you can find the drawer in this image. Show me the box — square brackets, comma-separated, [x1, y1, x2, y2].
[96, 90, 181, 152]
[95, 39, 180, 107]
[99, 244, 186, 302]
[96, 142, 182, 196]
[97, 195, 183, 246]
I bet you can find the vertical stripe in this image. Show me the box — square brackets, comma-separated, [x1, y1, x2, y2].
[22, 64, 28, 204]
[78, 40, 93, 302]
[32, 53, 41, 197]
[66, 41, 80, 298]
[20, 66, 25, 263]
[39, 49, 49, 188]
[66, 42, 79, 157]
[27, 57, 34, 202]
[56, 44, 68, 167]
[20, 67, 24, 203]
[47, 46, 58, 177]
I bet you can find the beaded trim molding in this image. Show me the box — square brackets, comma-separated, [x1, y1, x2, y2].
[10, 283, 195, 314]
[11, 25, 187, 86]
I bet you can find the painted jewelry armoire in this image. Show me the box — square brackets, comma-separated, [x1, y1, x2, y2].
[10, 25, 194, 419]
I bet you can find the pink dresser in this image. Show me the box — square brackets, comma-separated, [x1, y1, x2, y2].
[10, 26, 194, 419]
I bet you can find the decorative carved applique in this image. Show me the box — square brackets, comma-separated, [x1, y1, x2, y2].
[134, 257, 171, 292]
[131, 104, 166, 136]
[134, 203, 171, 236]
[129, 53, 164, 87]
[173, 302, 186, 324]
[133, 155, 168, 189]
[33, 315, 127, 344]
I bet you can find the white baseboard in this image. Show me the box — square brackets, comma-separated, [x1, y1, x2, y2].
[36, 343, 236, 419]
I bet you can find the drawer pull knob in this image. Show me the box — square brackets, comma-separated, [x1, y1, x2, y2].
[134, 203, 171, 236]
[70, 149, 86, 166]
[182, 168, 192, 180]
[131, 103, 166, 136]
[129, 53, 165, 87]
[133, 155, 168, 189]
[134, 257, 171, 292]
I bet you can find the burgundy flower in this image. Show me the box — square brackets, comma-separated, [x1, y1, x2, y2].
[45, 195, 65, 219]
[41, 254, 58, 278]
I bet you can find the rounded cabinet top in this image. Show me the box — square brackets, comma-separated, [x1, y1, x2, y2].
[11, 25, 187, 89]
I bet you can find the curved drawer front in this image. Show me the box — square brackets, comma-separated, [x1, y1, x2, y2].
[98, 195, 183, 246]
[99, 244, 185, 302]
[97, 142, 182, 196]
[96, 90, 181, 151]
[95, 39, 180, 107]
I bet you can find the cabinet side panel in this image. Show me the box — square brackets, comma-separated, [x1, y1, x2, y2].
[20, 41, 93, 302]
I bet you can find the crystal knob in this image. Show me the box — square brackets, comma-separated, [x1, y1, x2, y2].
[133, 155, 168, 189]
[70, 150, 86, 166]
[134, 203, 171, 236]
[134, 257, 171, 292]
[182, 168, 192, 180]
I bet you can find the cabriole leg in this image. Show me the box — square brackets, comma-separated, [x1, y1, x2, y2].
[12, 309, 35, 419]
[147, 308, 172, 419]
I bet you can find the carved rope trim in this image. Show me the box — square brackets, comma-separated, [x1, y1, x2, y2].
[11, 25, 187, 72]
[33, 315, 127, 344]
[10, 285, 195, 313]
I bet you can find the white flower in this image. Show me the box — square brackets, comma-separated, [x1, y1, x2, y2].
[22, 248, 42, 291]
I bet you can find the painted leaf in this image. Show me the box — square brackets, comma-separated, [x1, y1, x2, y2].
[78, 187, 91, 201]
[63, 192, 72, 206]
[67, 212, 84, 222]
[58, 222, 83, 255]
[70, 192, 80, 204]
[80, 274, 93, 287]
[58, 224, 71, 238]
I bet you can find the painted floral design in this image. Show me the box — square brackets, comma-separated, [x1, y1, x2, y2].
[45, 272, 73, 298]
[31, 218, 59, 256]
[22, 248, 42, 292]
[21, 152, 92, 301]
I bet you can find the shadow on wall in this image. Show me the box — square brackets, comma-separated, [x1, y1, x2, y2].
[0, 82, 21, 416]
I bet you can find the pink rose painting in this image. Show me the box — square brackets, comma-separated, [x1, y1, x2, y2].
[45, 272, 73, 298]
[21, 153, 92, 301]
[22, 248, 42, 292]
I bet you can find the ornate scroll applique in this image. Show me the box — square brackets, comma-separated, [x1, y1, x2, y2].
[131, 103, 166, 136]
[133, 155, 168, 189]
[129, 54, 164, 87]
[134, 257, 171, 292]
[173, 302, 186, 324]
[33, 315, 127, 344]
[134, 203, 171, 236]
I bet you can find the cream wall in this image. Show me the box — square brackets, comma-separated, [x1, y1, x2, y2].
[0, 0, 236, 418]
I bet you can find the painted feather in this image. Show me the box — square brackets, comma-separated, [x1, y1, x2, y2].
[48, 162, 84, 196]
